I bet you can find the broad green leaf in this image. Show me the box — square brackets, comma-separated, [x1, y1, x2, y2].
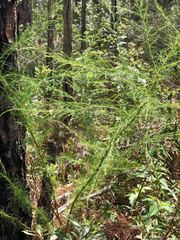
[129, 192, 139, 207]
[148, 202, 159, 217]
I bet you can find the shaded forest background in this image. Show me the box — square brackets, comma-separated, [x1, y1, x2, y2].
[0, 0, 179, 239]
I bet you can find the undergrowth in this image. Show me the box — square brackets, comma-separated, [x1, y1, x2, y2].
[0, 0, 179, 239]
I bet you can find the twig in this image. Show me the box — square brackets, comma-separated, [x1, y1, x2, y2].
[56, 185, 112, 214]
[55, 191, 72, 202]
[82, 185, 112, 201]
[57, 203, 69, 214]
[51, 195, 63, 226]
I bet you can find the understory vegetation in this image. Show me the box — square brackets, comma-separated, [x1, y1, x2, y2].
[0, 0, 179, 239]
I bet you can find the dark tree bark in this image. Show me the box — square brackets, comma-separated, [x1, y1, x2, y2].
[0, 1, 31, 239]
[74, 0, 80, 7]
[63, 0, 73, 100]
[81, 0, 87, 51]
[111, 0, 117, 31]
[63, 0, 72, 58]
[0, 0, 17, 72]
[46, 0, 55, 69]
[37, 172, 53, 240]
[17, 0, 32, 31]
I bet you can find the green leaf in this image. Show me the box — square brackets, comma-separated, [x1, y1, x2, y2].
[159, 202, 174, 213]
[129, 192, 139, 207]
[159, 178, 170, 191]
[148, 202, 159, 217]
[110, 213, 116, 222]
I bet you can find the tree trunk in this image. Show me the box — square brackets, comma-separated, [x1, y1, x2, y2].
[0, 0, 31, 239]
[63, 0, 72, 58]
[46, 0, 55, 69]
[81, 0, 87, 52]
[63, 0, 73, 100]
[17, 0, 32, 31]
[111, 0, 117, 31]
